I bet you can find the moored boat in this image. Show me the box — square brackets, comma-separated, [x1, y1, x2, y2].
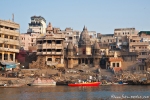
[0, 84, 24, 88]
[68, 82, 101, 86]
[29, 78, 56, 86]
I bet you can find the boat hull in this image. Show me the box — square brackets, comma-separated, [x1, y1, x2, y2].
[68, 82, 101, 86]
[31, 83, 56, 86]
[0, 84, 24, 88]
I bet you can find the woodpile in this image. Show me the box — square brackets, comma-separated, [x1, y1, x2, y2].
[29, 56, 47, 69]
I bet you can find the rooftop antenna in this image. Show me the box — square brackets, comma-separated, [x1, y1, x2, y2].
[12, 13, 14, 22]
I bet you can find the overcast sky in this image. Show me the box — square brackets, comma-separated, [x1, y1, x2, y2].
[1, 0, 150, 34]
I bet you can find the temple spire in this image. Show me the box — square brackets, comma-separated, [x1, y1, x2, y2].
[114, 51, 118, 58]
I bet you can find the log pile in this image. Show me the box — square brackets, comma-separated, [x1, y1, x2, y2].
[29, 56, 47, 69]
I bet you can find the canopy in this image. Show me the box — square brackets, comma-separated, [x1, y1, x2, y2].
[1, 62, 17, 68]
[6, 64, 16, 68]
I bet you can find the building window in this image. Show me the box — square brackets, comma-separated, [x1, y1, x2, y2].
[10, 36, 13, 39]
[117, 63, 119, 67]
[55, 58, 60, 63]
[14, 36, 18, 40]
[0, 44, 2, 47]
[10, 45, 14, 48]
[47, 58, 52, 61]
[4, 54, 8, 60]
[139, 47, 141, 49]
[47, 40, 51, 44]
[10, 54, 13, 61]
[56, 40, 61, 44]
[119, 40, 122, 42]
[15, 46, 19, 49]
[56, 49, 61, 52]
[4, 35, 8, 38]
[113, 63, 115, 67]
[4, 44, 8, 48]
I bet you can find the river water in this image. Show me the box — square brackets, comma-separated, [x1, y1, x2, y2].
[0, 85, 150, 100]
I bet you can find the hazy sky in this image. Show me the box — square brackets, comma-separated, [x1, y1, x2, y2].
[1, 0, 150, 34]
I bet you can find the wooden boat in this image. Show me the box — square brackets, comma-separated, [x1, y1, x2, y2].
[29, 78, 56, 86]
[112, 81, 128, 85]
[101, 82, 112, 86]
[0, 84, 24, 88]
[56, 81, 69, 86]
[68, 82, 101, 86]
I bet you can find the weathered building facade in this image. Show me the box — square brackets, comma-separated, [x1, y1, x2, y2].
[20, 16, 46, 51]
[29, 32, 65, 69]
[0, 19, 20, 69]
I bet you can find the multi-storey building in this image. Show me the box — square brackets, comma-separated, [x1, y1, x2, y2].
[28, 16, 46, 34]
[62, 27, 80, 47]
[20, 16, 46, 51]
[30, 32, 65, 68]
[114, 28, 138, 49]
[139, 31, 150, 50]
[0, 19, 20, 69]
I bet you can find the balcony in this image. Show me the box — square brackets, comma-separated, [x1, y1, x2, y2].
[0, 47, 19, 53]
[130, 42, 149, 46]
[37, 52, 42, 55]
[0, 20, 19, 29]
[0, 28, 19, 36]
[55, 52, 62, 55]
[46, 61, 58, 66]
[0, 37, 19, 45]
[37, 44, 42, 49]
[37, 44, 63, 49]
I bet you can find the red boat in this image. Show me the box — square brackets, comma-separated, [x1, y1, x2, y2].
[68, 82, 101, 86]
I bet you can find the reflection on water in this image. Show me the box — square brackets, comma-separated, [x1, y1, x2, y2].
[0, 85, 150, 100]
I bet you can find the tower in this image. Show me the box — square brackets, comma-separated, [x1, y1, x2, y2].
[78, 26, 91, 55]
[93, 41, 100, 55]
[67, 42, 74, 68]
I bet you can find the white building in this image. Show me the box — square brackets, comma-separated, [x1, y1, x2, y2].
[27, 16, 46, 34]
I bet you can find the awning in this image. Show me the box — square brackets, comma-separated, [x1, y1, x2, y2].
[6, 64, 16, 68]
[0, 62, 17, 68]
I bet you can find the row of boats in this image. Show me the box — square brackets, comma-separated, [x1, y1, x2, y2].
[27, 78, 128, 86]
[0, 78, 128, 88]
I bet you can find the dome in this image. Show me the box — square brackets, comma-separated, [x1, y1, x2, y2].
[78, 26, 91, 46]
[67, 42, 73, 50]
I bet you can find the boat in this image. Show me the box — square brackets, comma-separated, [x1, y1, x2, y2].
[0, 84, 24, 88]
[56, 81, 70, 86]
[101, 82, 112, 86]
[68, 82, 101, 86]
[29, 78, 56, 86]
[101, 80, 112, 86]
[112, 81, 128, 85]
